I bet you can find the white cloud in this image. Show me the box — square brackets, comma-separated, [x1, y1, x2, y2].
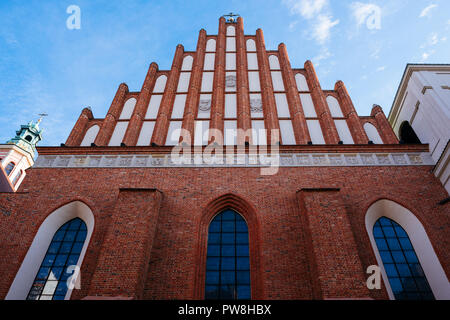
[430, 33, 438, 45]
[285, 0, 328, 19]
[368, 41, 384, 59]
[312, 47, 332, 66]
[419, 4, 438, 18]
[312, 15, 339, 44]
[421, 50, 435, 61]
[289, 20, 299, 31]
[351, 2, 382, 28]
[283, 0, 338, 45]
[376, 66, 386, 72]
[421, 32, 445, 48]
[370, 48, 380, 59]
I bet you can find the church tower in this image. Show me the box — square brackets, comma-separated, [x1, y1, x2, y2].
[0, 118, 43, 192]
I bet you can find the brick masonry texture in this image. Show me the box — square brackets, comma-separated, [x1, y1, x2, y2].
[0, 165, 448, 300]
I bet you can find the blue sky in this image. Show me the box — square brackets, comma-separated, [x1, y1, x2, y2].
[0, 0, 449, 146]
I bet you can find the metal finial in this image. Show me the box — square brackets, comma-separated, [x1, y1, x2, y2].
[223, 12, 240, 23]
[37, 113, 48, 125]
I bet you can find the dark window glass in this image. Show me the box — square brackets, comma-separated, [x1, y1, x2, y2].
[222, 233, 235, 244]
[399, 121, 421, 144]
[391, 251, 406, 263]
[12, 170, 23, 186]
[205, 209, 251, 300]
[207, 257, 220, 270]
[373, 217, 434, 300]
[26, 218, 87, 300]
[379, 251, 393, 263]
[221, 257, 235, 270]
[375, 238, 388, 250]
[5, 162, 15, 176]
[399, 238, 413, 250]
[373, 226, 383, 238]
[208, 233, 220, 244]
[48, 242, 61, 255]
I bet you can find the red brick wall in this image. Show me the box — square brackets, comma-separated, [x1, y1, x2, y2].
[0, 165, 448, 300]
[87, 188, 162, 299]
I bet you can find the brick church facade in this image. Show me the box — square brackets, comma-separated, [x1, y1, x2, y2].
[0, 16, 449, 300]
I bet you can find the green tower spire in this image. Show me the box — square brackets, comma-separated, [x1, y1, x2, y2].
[6, 117, 44, 158]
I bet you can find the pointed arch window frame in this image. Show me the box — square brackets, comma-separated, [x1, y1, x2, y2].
[6, 201, 95, 300]
[372, 216, 434, 300]
[205, 209, 251, 300]
[26, 217, 88, 300]
[365, 199, 450, 300]
[194, 194, 264, 300]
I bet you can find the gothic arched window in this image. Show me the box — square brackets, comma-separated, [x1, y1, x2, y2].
[5, 162, 15, 176]
[205, 210, 251, 300]
[373, 217, 434, 300]
[26, 218, 88, 300]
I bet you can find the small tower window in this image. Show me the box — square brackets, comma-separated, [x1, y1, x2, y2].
[5, 162, 15, 176]
[25, 135, 33, 142]
[12, 170, 23, 186]
[399, 121, 421, 144]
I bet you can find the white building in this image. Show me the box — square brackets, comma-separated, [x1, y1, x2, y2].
[389, 64, 450, 195]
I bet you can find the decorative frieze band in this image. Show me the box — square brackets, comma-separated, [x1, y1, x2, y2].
[34, 152, 434, 169]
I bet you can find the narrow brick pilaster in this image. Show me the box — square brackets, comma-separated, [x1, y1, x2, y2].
[122, 62, 159, 146]
[256, 29, 280, 144]
[371, 105, 399, 144]
[65, 108, 94, 146]
[182, 30, 207, 145]
[152, 45, 184, 146]
[87, 189, 163, 300]
[236, 17, 252, 145]
[209, 17, 226, 144]
[278, 43, 310, 144]
[297, 188, 371, 299]
[94, 83, 129, 146]
[335, 81, 368, 144]
[304, 61, 340, 144]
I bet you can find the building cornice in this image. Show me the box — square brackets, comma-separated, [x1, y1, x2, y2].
[388, 64, 450, 127]
[33, 151, 434, 169]
[0, 144, 35, 166]
[36, 144, 429, 156]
